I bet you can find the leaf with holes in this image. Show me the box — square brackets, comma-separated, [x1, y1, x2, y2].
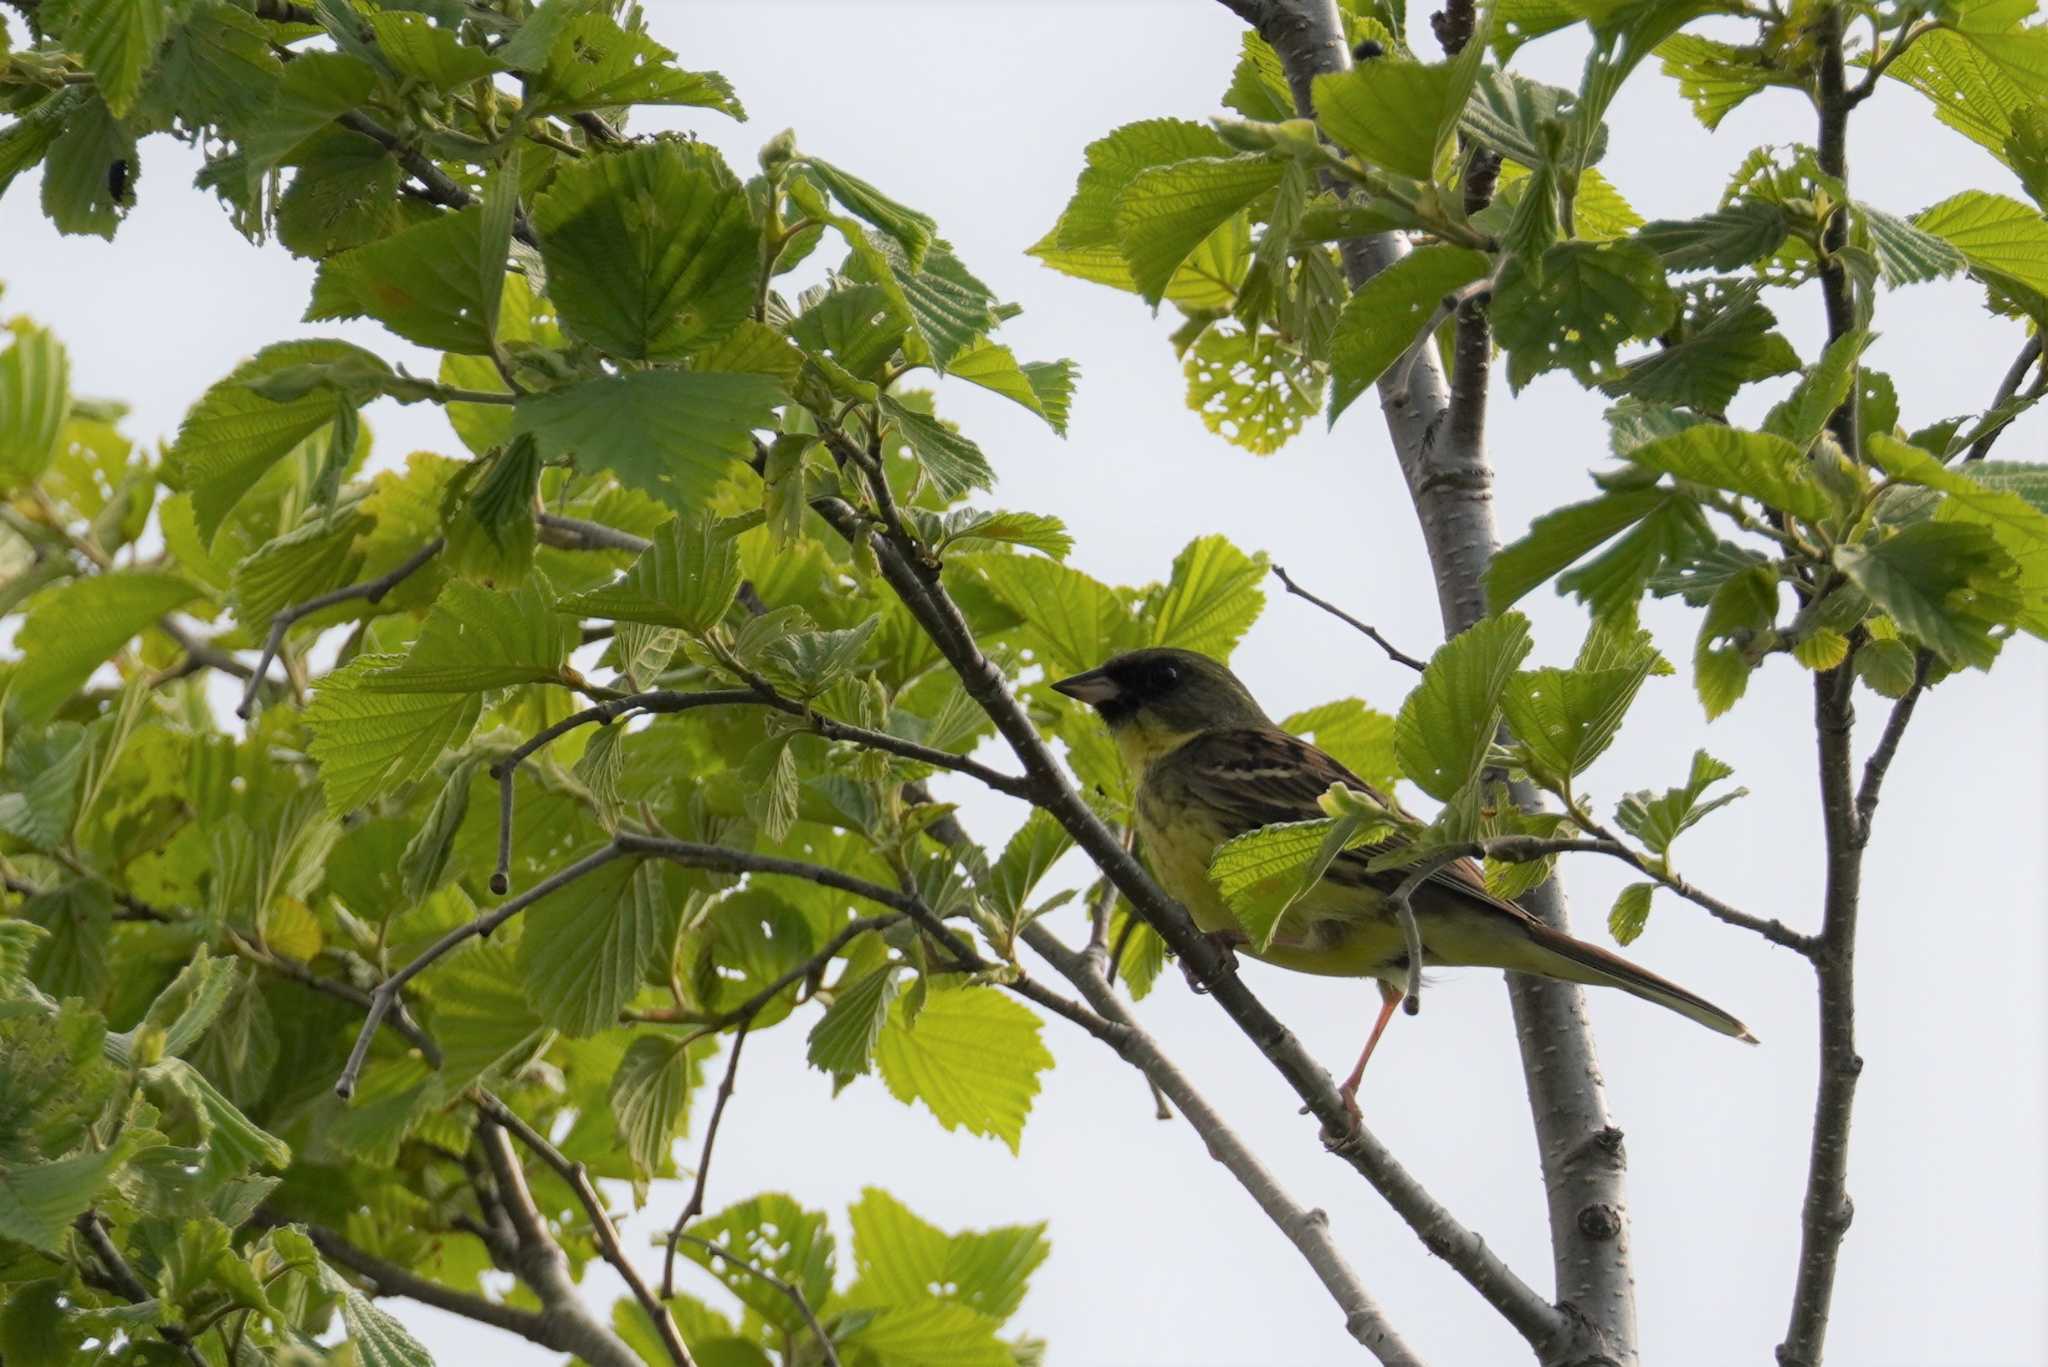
[875, 986, 1051, 1152]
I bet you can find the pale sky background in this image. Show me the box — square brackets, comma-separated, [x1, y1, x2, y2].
[5, 2, 2046, 1364]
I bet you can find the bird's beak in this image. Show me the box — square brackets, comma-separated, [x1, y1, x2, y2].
[1050, 668, 1121, 707]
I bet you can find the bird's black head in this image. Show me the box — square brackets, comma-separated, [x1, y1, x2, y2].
[1049, 648, 1268, 734]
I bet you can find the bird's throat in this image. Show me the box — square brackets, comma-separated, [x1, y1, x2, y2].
[1113, 717, 1202, 779]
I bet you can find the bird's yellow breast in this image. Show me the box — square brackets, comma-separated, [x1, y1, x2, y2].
[1132, 744, 1398, 980]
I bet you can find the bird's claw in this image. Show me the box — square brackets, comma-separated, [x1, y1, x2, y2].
[1179, 930, 1247, 995]
[1312, 1086, 1366, 1150]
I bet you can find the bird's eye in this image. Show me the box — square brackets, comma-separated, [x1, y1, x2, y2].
[1153, 662, 1180, 691]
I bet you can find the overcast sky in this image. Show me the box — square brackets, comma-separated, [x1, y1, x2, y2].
[5, 2, 2045, 1364]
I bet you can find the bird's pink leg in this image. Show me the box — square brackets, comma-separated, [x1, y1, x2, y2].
[1337, 979, 1405, 1121]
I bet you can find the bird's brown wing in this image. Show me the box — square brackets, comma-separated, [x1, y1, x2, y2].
[1160, 727, 1533, 921]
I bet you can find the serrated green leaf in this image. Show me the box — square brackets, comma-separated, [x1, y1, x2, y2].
[0, 726, 87, 852]
[560, 514, 743, 631]
[516, 371, 784, 512]
[307, 201, 510, 354]
[304, 653, 484, 815]
[521, 12, 741, 118]
[875, 987, 1050, 1152]
[1326, 245, 1489, 425]
[1115, 156, 1285, 305]
[1280, 698, 1400, 791]
[977, 557, 1135, 677]
[0, 1128, 161, 1253]
[1488, 489, 1668, 610]
[808, 965, 901, 1084]
[947, 340, 1076, 435]
[1764, 329, 1872, 454]
[1183, 323, 1323, 455]
[1634, 201, 1789, 272]
[923, 508, 1072, 560]
[1625, 425, 1833, 523]
[1395, 612, 1533, 800]
[880, 394, 994, 499]
[683, 1194, 835, 1336]
[361, 575, 573, 692]
[847, 1186, 1048, 1322]
[72, 0, 167, 118]
[1598, 285, 1799, 414]
[850, 1299, 1014, 1367]
[1915, 189, 2048, 321]
[609, 1034, 706, 1178]
[521, 857, 662, 1037]
[0, 322, 69, 492]
[1692, 565, 1777, 718]
[1147, 534, 1267, 660]
[1493, 240, 1676, 390]
[1214, 815, 1361, 951]
[430, 941, 549, 1091]
[330, 1273, 438, 1367]
[363, 10, 499, 90]
[1615, 749, 1745, 856]
[805, 157, 936, 271]
[1502, 653, 1655, 785]
[533, 142, 758, 359]
[1836, 521, 2021, 668]
[1608, 881, 1655, 945]
[1312, 58, 1458, 181]
[10, 572, 197, 724]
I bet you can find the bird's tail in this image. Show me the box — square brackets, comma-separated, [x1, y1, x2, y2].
[1518, 921, 1758, 1043]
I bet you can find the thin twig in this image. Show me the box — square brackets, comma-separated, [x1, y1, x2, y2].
[75, 1212, 207, 1367]
[1271, 566, 1427, 671]
[292, 1218, 556, 1343]
[662, 1022, 749, 1298]
[336, 112, 537, 246]
[1960, 335, 2044, 464]
[673, 1234, 843, 1367]
[536, 511, 653, 554]
[226, 931, 442, 1065]
[1852, 651, 1931, 846]
[237, 539, 443, 718]
[475, 1094, 695, 1367]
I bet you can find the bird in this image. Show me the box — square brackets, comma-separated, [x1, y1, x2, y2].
[1051, 646, 1756, 1117]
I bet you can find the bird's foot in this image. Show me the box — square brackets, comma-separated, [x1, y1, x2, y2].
[1179, 930, 1247, 995]
[1312, 1084, 1365, 1150]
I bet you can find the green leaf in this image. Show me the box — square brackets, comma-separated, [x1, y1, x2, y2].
[1596, 284, 1799, 414]
[1183, 323, 1324, 455]
[985, 810, 1074, 928]
[0, 321, 69, 491]
[307, 202, 510, 354]
[850, 1300, 1014, 1367]
[1624, 425, 1834, 524]
[1915, 190, 2048, 321]
[1395, 612, 1533, 801]
[923, 508, 1073, 560]
[875, 987, 1051, 1152]
[304, 653, 483, 815]
[1764, 329, 1872, 453]
[0, 726, 88, 851]
[430, 941, 549, 1091]
[1889, 22, 2048, 161]
[1559, 489, 1714, 620]
[532, 142, 758, 359]
[230, 508, 371, 639]
[71, 0, 167, 118]
[520, 12, 741, 119]
[363, 10, 499, 90]
[757, 617, 880, 700]
[808, 965, 900, 1085]
[1042, 118, 1233, 251]
[1326, 245, 1489, 425]
[516, 371, 784, 512]
[40, 96, 134, 240]
[114, 949, 238, 1064]
[1280, 698, 1400, 791]
[1859, 203, 1966, 288]
[1488, 489, 1668, 611]
[398, 758, 478, 905]
[1493, 240, 1676, 389]
[608, 1035, 706, 1178]
[164, 339, 391, 541]
[1115, 156, 1285, 305]
[1836, 521, 2021, 667]
[1657, 34, 1780, 131]
[141, 1056, 291, 1176]
[882, 395, 994, 499]
[1856, 635, 1921, 697]
[1461, 69, 1590, 169]
[361, 575, 574, 692]
[947, 340, 1077, 434]
[1692, 566, 1778, 718]
[330, 1273, 438, 1367]
[1615, 749, 1745, 856]
[804, 157, 936, 271]
[242, 51, 373, 173]
[0, 1129, 161, 1253]
[1608, 881, 1655, 946]
[847, 1187, 1048, 1322]
[1502, 651, 1657, 785]
[521, 857, 663, 1037]
[1634, 201, 1789, 272]
[857, 238, 1005, 373]
[1312, 58, 1458, 181]
[683, 1195, 834, 1336]
[1147, 534, 1267, 659]
[976, 556, 1134, 676]
[1213, 814, 1372, 952]
[560, 514, 743, 631]
[11, 572, 198, 724]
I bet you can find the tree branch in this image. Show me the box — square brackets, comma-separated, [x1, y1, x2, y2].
[75, 1212, 207, 1367]
[1020, 923, 1426, 1364]
[537, 511, 656, 554]
[294, 1218, 559, 1343]
[662, 1022, 749, 1299]
[473, 1095, 695, 1367]
[236, 539, 443, 719]
[1851, 651, 1931, 846]
[336, 112, 537, 246]
[1960, 334, 2044, 464]
[1271, 565, 1427, 671]
[673, 1234, 843, 1367]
